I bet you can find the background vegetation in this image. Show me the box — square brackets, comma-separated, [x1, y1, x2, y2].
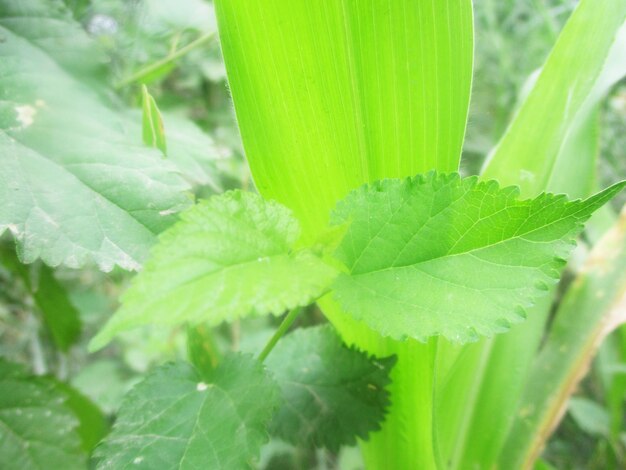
[1, 0, 625, 468]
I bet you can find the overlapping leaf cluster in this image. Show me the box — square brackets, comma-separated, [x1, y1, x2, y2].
[92, 173, 625, 348]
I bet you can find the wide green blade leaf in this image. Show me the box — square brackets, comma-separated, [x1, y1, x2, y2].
[0, 359, 85, 469]
[445, 9, 626, 469]
[331, 172, 625, 342]
[215, 0, 473, 239]
[482, 0, 626, 197]
[94, 355, 280, 469]
[0, 0, 199, 271]
[266, 325, 396, 451]
[90, 191, 337, 351]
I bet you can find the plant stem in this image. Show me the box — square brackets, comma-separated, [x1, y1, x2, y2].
[258, 307, 303, 362]
[116, 32, 216, 88]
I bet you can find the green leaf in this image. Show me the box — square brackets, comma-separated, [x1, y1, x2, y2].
[500, 209, 626, 468]
[141, 85, 167, 156]
[0, 246, 81, 351]
[568, 397, 611, 438]
[0, 0, 108, 87]
[449, 16, 626, 470]
[331, 172, 625, 342]
[94, 354, 280, 469]
[186, 324, 221, 374]
[90, 191, 338, 351]
[125, 108, 231, 191]
[481, 0, 626, 197]
[215, 0, 473, 240]
[0, 0, 190, 271]
[266, 325, 396, 451]
[216, 2, 473, 467]
[55, 381, 110, 453]
[0, 359, 85, 469]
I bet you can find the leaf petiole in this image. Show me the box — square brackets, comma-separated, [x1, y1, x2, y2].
[258, 307, 303, 362]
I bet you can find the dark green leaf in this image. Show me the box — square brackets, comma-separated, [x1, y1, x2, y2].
[266, 325, 396, 451]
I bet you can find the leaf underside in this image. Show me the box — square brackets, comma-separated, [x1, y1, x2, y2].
[266, 325, 396, 451]
[94, 354, 280, 470]
[332, 172, 625, 342]
[90, 191, 337, 350]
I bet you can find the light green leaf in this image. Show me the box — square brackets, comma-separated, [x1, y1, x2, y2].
[266, 325, 396, 451]
[94, 355, 280, 469]
[124, 109, 232, 191]
[141, 85, 167, 156]
[215, 0, 473, 240]
[90, 191, 338, 351]
[0, 359, 85, 469]
[0, 0, 190, 271]
[331, 172, 625, 342]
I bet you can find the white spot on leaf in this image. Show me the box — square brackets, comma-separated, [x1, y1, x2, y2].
[196, 382, 208, 391]
[15, 105, 37, 128]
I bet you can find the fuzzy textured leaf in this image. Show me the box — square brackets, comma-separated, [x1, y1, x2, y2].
[0, 359, 85, 469]
[95, 355, 280, 469]
[331, 172, 625, 342]
[90, 191, 337, 350]
[266, 325, 395, 451]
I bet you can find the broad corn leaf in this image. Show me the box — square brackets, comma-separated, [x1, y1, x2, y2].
[215, 0, 473, 238]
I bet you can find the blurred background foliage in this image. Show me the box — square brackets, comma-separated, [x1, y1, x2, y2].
[0, 0, 625, 468]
